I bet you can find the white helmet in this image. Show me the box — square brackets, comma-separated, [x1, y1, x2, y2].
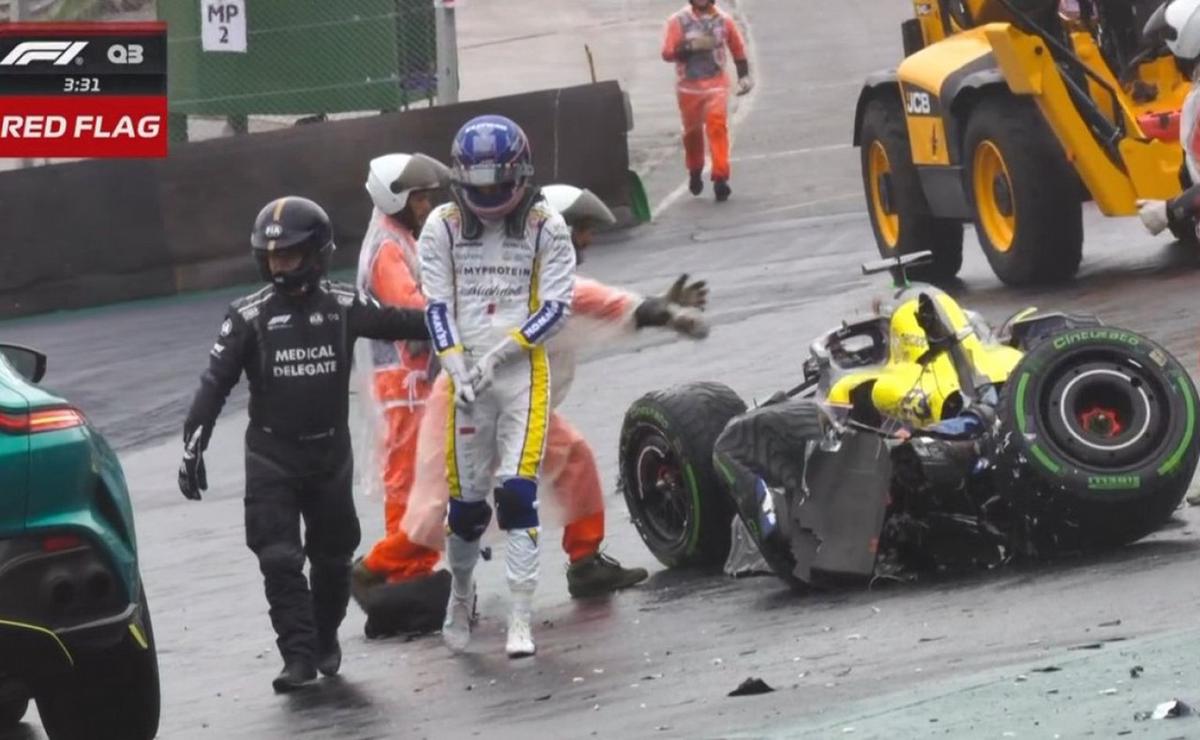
[1152, 0, 1200, 60]
[365, 153, 451, 215]
[540, 184, 616, 227]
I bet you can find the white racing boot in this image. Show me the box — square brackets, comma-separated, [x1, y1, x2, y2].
[443, 534, 480, 653]
[506, 591, 535, 658]
[505, 528, 539, 658]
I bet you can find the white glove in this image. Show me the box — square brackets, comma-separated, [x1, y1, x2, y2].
[469, 335, 526, 396]
[736, 75, 755, 96]
[667, 306, 710, 340]
[441, 351, 476, 406]
[1137, 199, 1170, 236]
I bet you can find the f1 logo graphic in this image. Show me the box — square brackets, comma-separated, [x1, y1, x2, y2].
[0, 41, 88, 66]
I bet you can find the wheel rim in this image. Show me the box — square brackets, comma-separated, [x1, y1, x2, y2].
[632, 433, 692, 551]
[1041, 359, 1169, 470]
[973, 140, 1016, 253]
[868, 140, 900, 249]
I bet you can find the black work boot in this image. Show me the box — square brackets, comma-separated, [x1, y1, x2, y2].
[316, 633, 342, 677]
[713, 179, 731, 202]
[567, 553, 649, 599]
[689, 170, 704, 195]
[272, 657, 317, 693]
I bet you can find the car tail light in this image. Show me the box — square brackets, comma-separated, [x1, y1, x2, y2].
[0, 406, 86, 435]
[42, 533, 85, 552]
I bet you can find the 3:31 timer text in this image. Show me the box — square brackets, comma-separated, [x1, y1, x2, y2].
[62, 77, 101, 93]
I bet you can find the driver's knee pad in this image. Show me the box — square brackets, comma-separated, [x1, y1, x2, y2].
[447, 498, 492, 542]
[495, 478, 539, 531]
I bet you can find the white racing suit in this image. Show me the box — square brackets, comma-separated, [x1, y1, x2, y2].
[418, 196, 575, 633]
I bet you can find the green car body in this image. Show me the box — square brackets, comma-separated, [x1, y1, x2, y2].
[0, 345, 160, 739]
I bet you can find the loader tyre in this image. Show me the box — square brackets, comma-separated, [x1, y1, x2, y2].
[965, 95, 1083, 285]
[859, 95, 963, 282]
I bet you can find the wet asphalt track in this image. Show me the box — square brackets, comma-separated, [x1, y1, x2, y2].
[8, 1, 1200, 738]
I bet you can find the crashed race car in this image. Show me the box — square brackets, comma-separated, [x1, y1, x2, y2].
[619, 252, 1200, 588]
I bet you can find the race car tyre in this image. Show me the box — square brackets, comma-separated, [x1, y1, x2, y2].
[964, 95, 1083, 286]
[859, 94, 964, 282]
[714, 399, 827, 590]
[0, 695, 28, 727]
[620, 382, 747, 568]
[37, 588, 161, 740]
[999, 327, 1199, 549]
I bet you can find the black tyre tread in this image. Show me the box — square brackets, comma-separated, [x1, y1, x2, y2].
[0, 696, 28, 727]
[860, 94, 964, 282]
[999, 329, 1200, 549]
[620, 382, 747, 568]
[714, 400, 825, 587]
[715, 400, 822, 496]
[964, 95, 1083, 285]
[37, 589, 160, 740]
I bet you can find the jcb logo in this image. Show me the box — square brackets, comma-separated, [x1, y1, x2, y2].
[906, 91, 933, 116]
[0, 41, 87, 66]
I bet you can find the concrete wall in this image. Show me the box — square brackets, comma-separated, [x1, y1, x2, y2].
[0, 81, 632, 317]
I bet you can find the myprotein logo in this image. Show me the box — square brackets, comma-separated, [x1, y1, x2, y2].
[0, 41, 88, 66]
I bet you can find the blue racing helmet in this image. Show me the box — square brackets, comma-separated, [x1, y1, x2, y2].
[449, 114, 534, 220]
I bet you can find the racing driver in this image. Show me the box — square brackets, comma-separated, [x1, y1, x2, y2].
[419, 114, 576, 658]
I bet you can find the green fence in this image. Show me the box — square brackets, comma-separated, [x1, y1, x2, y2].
[159, 1, 437, 118]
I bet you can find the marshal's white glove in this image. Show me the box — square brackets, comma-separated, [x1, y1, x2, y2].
[1137, 199, 1170, 236]
[668, 306, 710, 340]
[441, 350, 476, 406]
[736, 75, 755, 96]
[469, 335, 526, 396]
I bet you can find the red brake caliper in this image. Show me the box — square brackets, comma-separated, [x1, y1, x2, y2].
[1078, 406, 1124, 438]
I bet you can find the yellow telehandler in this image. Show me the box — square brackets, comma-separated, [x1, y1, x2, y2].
[853, 0, 1189, 285]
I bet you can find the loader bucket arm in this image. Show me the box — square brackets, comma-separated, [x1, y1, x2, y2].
[985, 21, 1182, 214]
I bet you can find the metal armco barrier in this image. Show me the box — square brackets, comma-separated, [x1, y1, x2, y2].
[0, 81, 632, 318]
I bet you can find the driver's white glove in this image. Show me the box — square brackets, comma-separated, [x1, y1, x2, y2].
[469, 335, 526, 396]
[441, 350, 476, 406]
[736, 75, 755, 96]
[1137, 199, 1170, 235]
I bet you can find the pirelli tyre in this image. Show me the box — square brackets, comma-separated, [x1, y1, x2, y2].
[36, 589, 160, 740]
[999, 327, 1199, 549]
[620, 382, 747, 568]
[859, 94, 964, 282]
[713, 399, 825, 590]
[964, 95, 1083, 286]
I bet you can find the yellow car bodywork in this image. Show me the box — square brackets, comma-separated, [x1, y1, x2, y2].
[827, 290, 1023, 428]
